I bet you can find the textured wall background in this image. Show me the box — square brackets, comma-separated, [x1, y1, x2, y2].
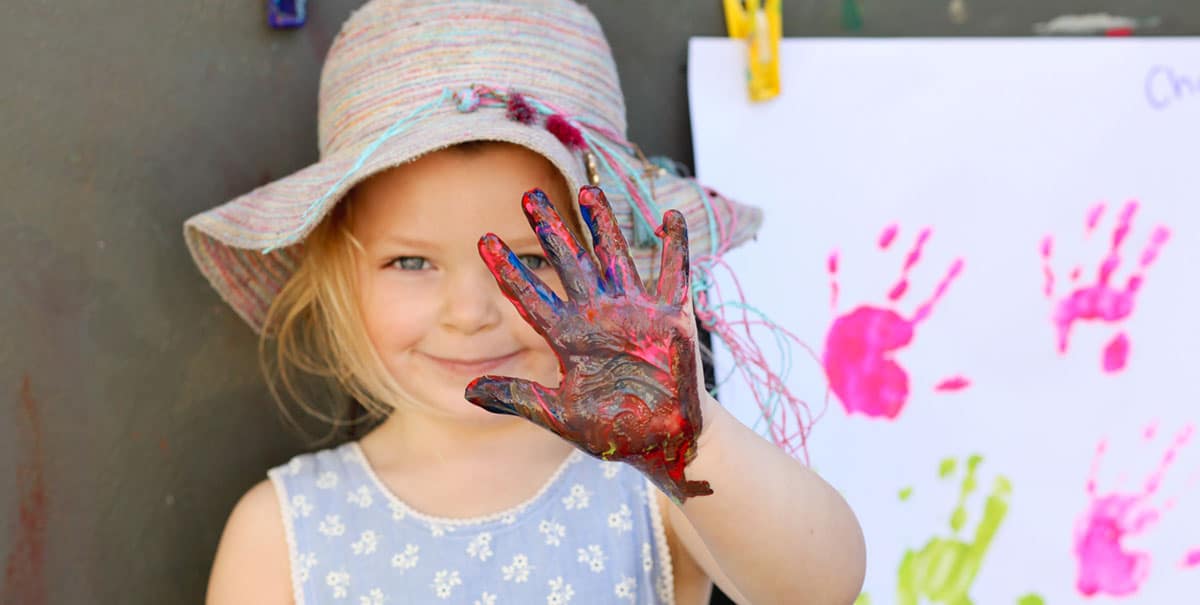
[2, 1, 1195, 602]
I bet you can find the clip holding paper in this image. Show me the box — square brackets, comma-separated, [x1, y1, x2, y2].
[723, 0, 781, 102]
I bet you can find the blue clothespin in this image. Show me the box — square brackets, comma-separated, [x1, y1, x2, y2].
[268, 0, 307, 29]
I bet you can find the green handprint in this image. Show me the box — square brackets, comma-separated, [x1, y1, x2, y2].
[856, 456, 1045, 605]
[897, 454, 1010, 605]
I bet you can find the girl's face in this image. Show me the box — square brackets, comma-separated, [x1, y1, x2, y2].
[348, 143, 578, 424]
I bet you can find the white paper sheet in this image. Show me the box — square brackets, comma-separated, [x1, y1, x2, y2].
[689, 38, 1200, 604]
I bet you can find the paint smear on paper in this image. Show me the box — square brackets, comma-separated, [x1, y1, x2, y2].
[824, 224, 966, 419]
[3, 375, 48, 605]
[1074, 423, 1194, 597]
[897, 455, 1013, 604]
[1041, 200, 1169, 374]
[1181, 549, 1200, 569]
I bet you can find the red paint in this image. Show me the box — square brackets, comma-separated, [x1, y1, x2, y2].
[823, 225, 966, 419]
[4, 375, 47, 605]
[1042, 201, 1170, 374]
[1075, 424, 1194, 597]
[1106, 27, 1135, 36]
[468, 187, 710, 503]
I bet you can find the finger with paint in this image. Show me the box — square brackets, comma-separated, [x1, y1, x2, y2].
[467, 186, 712, 503]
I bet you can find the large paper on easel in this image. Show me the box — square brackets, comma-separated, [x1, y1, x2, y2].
[690, 38, 1200, 603]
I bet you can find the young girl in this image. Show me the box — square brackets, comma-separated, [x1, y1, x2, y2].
[189, 1, 865, 603]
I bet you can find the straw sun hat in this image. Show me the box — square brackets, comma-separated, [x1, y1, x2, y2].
[184, 0, 762, 334]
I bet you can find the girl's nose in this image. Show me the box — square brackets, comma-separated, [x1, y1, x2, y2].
[438, 265, 504, 335]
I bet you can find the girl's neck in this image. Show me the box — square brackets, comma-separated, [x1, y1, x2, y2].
[358, 404, 572, 472]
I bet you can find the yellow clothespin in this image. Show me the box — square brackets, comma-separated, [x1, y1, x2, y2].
[723, 0, 781, 102]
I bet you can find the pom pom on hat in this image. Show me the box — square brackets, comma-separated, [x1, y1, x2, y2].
[546, 114, 586, 150]
[506, 93, 537, 125]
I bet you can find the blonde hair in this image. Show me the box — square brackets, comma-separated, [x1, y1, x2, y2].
[258, 191, 409, 443]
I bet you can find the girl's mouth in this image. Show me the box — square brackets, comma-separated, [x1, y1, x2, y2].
[420, 351, 522, 376]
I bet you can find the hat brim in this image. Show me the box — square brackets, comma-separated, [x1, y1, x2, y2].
[184, 109, 761, 334]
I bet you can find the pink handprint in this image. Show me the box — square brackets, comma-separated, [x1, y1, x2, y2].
[1041, 201, 1170, 374]
[824, 224, 967, 420]
[1074, 422, 1196, 597]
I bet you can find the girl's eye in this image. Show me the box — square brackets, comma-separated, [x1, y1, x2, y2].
[389, 256, 431, 271]
[519, 254, 550, 270]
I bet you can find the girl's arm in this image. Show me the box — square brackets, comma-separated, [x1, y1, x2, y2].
[665, 395, 866, 605]
[206, 480, 294, 605]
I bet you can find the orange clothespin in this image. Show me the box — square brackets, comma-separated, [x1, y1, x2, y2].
[723, 0, 782, 102]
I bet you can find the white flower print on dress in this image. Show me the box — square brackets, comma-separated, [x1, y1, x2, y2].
[614, 576, 637, 601]
[500, 513, 517, 525]
[561, 484, 590, 510]
[429, 522, 456, 537]
[546, 576, 574, 604]
[466, 532, 493, 561]
[538, 520, 566, 546]
[326, 570, 350, 599]
[501, 554, 533, 583]
[391, 544, 419, 571]
[607, 504, 632, 534]
[576, 544, 606, 573]
[347, 486, 373, 508]
[351, 530, 378, 555]
[285, 458, 303, 476]
[289, 494, 313, 519]
[641, 542, 653, 573]
[358, 588, 385, 605]
[600, 461, 621, 479]
[431, 569, 462, 599]
[316, 471, 339, 490]
[473, 592, 497, 605]
[319, 515, 346, 537]
[296, 552, 318, 582]
[389, 502, 407, 521]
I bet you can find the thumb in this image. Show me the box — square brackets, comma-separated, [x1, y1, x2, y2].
[464, 376, 567, 433]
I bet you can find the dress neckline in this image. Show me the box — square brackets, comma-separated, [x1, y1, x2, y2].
[345, 441, 583, 528]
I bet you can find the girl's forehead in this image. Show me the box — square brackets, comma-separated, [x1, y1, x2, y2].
[347, 144, 577, 243]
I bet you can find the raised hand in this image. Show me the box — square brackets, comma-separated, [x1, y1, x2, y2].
[465, 186, 712, 503]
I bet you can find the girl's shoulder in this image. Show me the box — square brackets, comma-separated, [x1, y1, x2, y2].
[206, 478, 293, 604]
[206, 443, 355, 605]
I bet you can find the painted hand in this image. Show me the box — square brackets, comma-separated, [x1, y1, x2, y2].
[465, 186, 712, 503]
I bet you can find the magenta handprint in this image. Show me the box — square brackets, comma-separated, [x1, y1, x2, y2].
[1074, 422, 1195, 597]
[824, 224, 966, 420]
[1041, 201, 1170, 374]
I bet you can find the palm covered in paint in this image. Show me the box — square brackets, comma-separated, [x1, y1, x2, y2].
[465, 186, 711, 503]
